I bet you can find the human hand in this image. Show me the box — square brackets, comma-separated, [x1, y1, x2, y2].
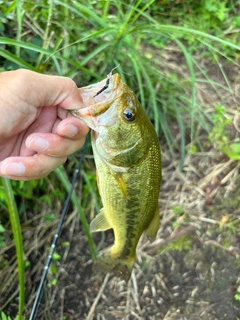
[0, 69, 89, 180]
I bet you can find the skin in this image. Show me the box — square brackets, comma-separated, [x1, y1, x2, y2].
[0, 69, 89, 180]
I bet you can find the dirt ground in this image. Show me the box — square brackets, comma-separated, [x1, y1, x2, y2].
[19, 145, 240, 320]
[1, 58, 240, 320]
[35, 151, 240, 320]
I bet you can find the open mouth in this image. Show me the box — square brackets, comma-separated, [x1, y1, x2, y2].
[70, 74, 121, 118]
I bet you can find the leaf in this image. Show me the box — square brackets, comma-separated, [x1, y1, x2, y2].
[234, 294, 240, 301]
[52, 252, 61, 261]
[221, 144, 240, 160]
[0, 224, 5, 232]
[229, 143, 240, 154]
[0, 312, 12, 320]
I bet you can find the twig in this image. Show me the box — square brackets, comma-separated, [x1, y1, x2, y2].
[199, 159, 234, 189]
[131, 269, 141, 314]
[86, 273, 110, 320]
[60, 288, 65, 320]
[144, 226, 196, 255]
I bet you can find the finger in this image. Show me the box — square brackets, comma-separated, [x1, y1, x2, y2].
[16, 69, 84, 110]
[0, 70, 85, 140]
[56, 116, 89, 139]
[0, 154, 67, 181]
[25, 133, 86, 157]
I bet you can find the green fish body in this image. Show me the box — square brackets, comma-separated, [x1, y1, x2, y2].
[71, 74, 161, 280]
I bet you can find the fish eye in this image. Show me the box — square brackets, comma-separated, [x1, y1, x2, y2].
[123, 109, 135, 122]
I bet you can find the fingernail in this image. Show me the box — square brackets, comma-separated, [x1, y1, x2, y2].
[63, 124, 78, 137]
[29, 136, 49, 151]
[3, 162, 25, 176]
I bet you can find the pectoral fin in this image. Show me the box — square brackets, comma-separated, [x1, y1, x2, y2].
[113, 173, 127, 197]
[144, 207, 160, 242]
[90, 208, 112, 233]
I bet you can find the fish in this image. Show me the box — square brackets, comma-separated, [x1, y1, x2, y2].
[71, 73, 161, 280]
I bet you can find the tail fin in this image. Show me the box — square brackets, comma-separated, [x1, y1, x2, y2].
[93, 251, 135, 281]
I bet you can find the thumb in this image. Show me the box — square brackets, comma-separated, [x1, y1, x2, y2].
[17, 69, 84, 110]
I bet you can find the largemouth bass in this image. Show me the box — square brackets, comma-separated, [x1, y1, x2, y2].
[71, 73, 161, 280]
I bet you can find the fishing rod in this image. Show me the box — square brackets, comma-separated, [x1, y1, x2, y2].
[29, 138, 88, 320]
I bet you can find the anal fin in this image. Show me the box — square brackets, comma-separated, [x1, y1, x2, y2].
[144, 207, 160, 242]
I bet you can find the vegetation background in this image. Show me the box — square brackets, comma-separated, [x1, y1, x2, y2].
[0, 0, 240, 319]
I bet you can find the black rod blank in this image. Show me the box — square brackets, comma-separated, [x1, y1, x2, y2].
[29, 140, 88, 320]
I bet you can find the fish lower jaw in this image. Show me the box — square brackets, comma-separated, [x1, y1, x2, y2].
[70, 109, 80, 117]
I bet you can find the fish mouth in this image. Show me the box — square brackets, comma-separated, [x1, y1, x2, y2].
[70, 73, 122, 124]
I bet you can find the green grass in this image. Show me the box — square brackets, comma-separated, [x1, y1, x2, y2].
[1, 178, 24, 320]
[0, 0, 240, 318]
[54, 165, 97, 261]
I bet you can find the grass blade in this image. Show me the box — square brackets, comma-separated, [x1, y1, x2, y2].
[127, 52, 145, 108]
[0, 48, 37, 70]
[16, 0, 23, 58]
[174, 38, 196, 141]
[132, 24, 240, 51]
[0, 37, 101, 76]
[55, 0, 107, 28]
[174, 99, 185, 171]
[1, 178, 24, 320]
[36, 0, 54, 68]
[54, 167, 97, 261]
[80, 42, 112, 66]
